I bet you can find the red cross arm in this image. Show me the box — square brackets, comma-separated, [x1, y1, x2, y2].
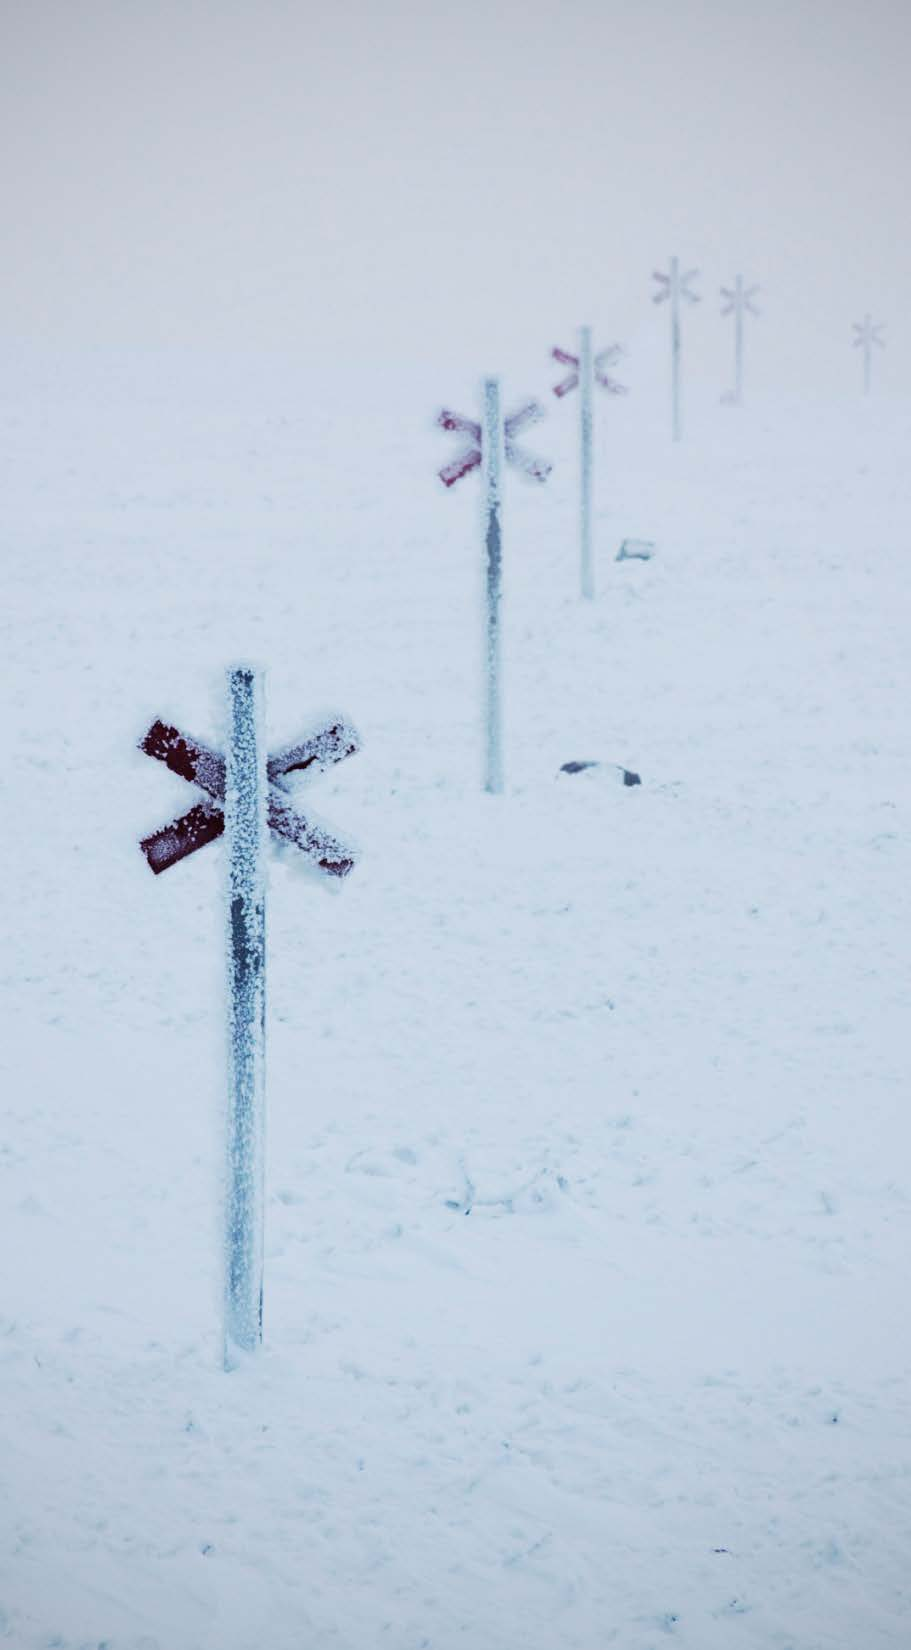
[504, 443, 552, 482]
[552, 348, 579, 368]
[140, 719, 225, 795]
[437, 410, 481, 441]
[268, 720, 360, 781]
[267, 794, 354, 876]
[595, 372, 628, 394]
[140, 801, 224, 875]
[503, 401, 543, 438]
[439, 447, 482, 487]
[140, 795, 354, 877]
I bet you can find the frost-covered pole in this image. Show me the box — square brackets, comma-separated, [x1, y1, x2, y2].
[721, 277, 760, 406]
[139, 684, 360, 1367]
[670, 257, 681, 441]
[437, 387, 550, 790]
[733, 275, 744, 404]
[224, 665, 266, 1367]
[852, 314, 885, 396]
[551, 333, 626, 601]
[578, 326, 594, 600]
[653, 258, 700, 439]
[482, 376, 504, 794]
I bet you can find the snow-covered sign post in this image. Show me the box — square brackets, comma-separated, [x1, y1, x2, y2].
[551, 329, 626, 600]
[652, 257, 700, 440]
[138, 672, 359, 1369]
[720, 276, 760, 406]
[853, 314, 885, 395]
[437, 382, 550, 793]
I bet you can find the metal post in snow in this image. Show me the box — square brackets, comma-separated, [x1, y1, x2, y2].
[853, 314, 885, 396]
[653, 257, 700, 440]
[721, 276, 760, 406]
[732, 280, 739, 402]
[138, 693, 360, 1366]
[670, 257, 681, 441]
[224, 664, 266, 1367]
[551, 332, 626, 601]
[482, 377, 504, 794]
[578, 327, 594, 600]
[734, 276, 743, 404]
[436, 388, 551, 792]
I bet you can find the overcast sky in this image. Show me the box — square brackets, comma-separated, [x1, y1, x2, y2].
[3, 0, 908, 389]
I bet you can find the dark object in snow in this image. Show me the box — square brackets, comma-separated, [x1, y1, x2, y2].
[559, 760, 641, 786]
[616, 538, 655, 561]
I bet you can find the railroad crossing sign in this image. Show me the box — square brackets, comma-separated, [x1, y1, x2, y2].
[720, 276, 760, 405]
[721, 280, 760, 320]
[139, 677, 360, 1369]
[550, 329, 627, 600]
[551, 342, 626, 399]
[652, 257, 700, 440]
[437, 381, 551, 792]
[853, 314, 885, 395]
[139, 716, 358, 876]
[437, 400, 551, 488]
[653, 263, 700, 308]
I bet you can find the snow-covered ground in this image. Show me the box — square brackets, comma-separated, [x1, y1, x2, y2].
[1, 348, 910, 1648]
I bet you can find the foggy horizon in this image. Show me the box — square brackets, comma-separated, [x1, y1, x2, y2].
[3, 0, 909, 392]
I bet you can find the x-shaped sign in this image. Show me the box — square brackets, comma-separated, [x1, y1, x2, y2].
[853, 318, 885, 349]
[721, 284, 760, 318]
[437, 401, 551, 487]
[139, 717, 359, 876]
[551, 344, 627, 398]
[653, 267, 700, 305]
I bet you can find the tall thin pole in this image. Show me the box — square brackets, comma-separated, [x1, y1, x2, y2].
[734, 275, 744, 406]
[482, 377, 503, 794]
[579, 324, 594, 599]
[863, 313, 872, 396]
[670, 256, 681, 441]
[224, 665, 266, 1368]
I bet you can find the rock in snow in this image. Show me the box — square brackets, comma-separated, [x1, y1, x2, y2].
[559, 760, 642, 785]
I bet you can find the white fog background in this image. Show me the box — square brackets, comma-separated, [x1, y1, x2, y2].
[3, 0, 908, 394]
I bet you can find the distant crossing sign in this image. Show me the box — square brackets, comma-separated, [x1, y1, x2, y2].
[652, 257, 700, 440]
[852, 314, 885, 395]
[437, 400, 551, 488]
[437, 381, 551, 792]
[551, 342, 626, 399]
[550, 329, 627, 599]
[720, 275, 760, 406]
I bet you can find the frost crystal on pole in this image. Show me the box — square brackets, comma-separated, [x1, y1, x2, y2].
[436, 383, 550, 793]
[720, 277, 760, 407]
[551, 330, 626, 599]
[852, 314, 885, 396]
[652, 257, 700, 440]
[138, 687, 360, 1367]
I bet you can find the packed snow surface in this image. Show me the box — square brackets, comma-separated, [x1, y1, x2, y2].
[1, 351, 909, 1648]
